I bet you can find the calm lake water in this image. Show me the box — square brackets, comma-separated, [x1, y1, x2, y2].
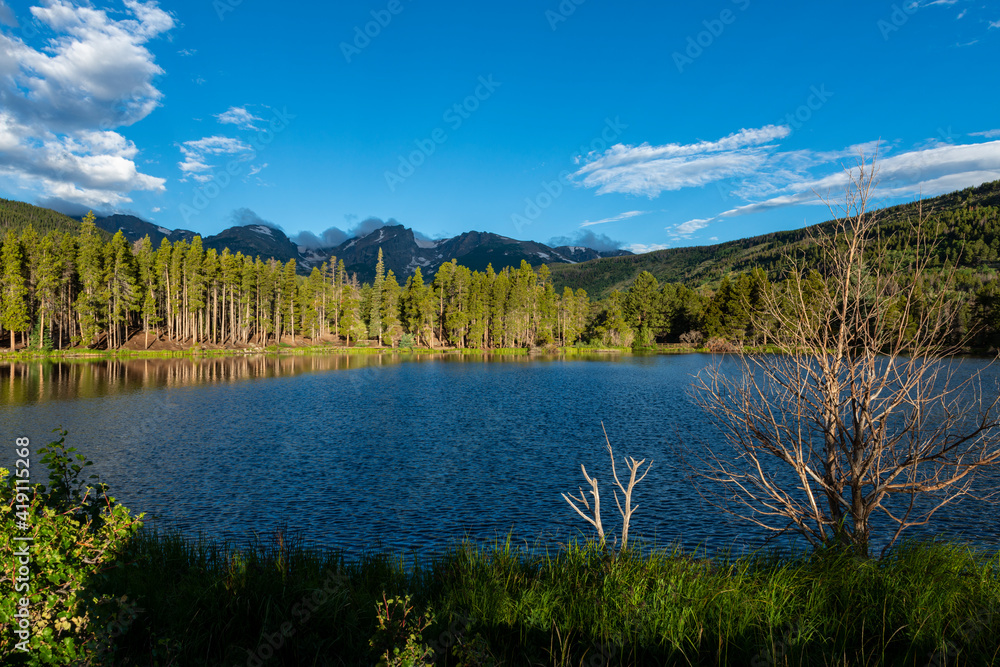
[2, 353, 998, 557]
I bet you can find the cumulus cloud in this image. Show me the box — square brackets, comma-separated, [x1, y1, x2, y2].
[294, 227, 351, 250]
[231, 207, 282, 230]
[571, 125, 790, 197]
[351, 216, 390, 238]
[293, 216, 412, 250]
[0, 0, 172, 208]
[548, 229, 624, 252]
[216, 106, 263, 130]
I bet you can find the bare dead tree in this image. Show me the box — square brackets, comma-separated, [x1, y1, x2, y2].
[561, 463, 605, 548]
[563, 423, 652, 551]
[688, 152, 1000, 558]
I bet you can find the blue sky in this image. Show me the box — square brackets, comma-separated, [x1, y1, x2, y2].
[0, 0, 998, 253]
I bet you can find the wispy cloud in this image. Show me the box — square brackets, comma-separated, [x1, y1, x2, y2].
[668, 218, 713, 239]
[627, 242, 671, 254]
[708, 140, 1000, 222]
[990, 19, 1000, 29]
[571, 125, 790, 197]
[216, 106, 264, 130]
[579, 210, 649, 227]
[177, 135, 252, 182]
[971, 129, 1000, 139]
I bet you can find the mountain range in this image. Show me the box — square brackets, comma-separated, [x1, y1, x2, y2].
[88, 214, 632, 284]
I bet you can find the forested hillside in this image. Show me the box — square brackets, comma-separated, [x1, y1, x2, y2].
[549, 180, 1000, 298]
[0, 199, 110, 238]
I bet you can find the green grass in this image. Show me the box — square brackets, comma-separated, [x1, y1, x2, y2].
[89, 530, 1000, 666]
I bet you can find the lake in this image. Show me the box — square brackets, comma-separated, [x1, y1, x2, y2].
[2, 353, 998, 558]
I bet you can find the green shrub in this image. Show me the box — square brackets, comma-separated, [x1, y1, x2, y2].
[0, 429, 144, 665]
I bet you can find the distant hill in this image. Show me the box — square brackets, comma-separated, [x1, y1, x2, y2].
[0, 199, 108, 238]
[92, 214, 195, 246]
[548, 180, 1000, 298]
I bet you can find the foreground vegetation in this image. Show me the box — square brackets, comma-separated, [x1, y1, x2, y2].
[3, 434, 1000, 666]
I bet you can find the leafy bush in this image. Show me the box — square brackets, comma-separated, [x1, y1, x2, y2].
[369, 593, 436, 666]
[0, 429, 144, 665]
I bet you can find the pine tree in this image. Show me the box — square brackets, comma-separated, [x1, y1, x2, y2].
[135, 236, 160, 349]
[75, 213, 107, 348]
[368, 248, 384, 344]
[1, 229, 30, 350]
[382, 269, 403, 347]
[33, 233, 62, 349]
[105, 231, 138, 348]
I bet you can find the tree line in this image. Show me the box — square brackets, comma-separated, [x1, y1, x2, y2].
[2, 212, 999, 352]
[0, 214, 590, 351]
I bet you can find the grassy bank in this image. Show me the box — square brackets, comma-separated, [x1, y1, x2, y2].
[85, 530, 1000, 666]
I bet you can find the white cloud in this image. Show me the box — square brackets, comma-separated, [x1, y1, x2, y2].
[0, 1, 17, 27]
[956, 9, 967, 18]
[178, 48, 196, 56]
[572, 125, 790, 197]
[971, 129, 1000, 139]
[990, 20, 1000, 29]
[216, 106, 263, 130]
[580, 210, 648, 227]
[0, 0, 172, 207]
